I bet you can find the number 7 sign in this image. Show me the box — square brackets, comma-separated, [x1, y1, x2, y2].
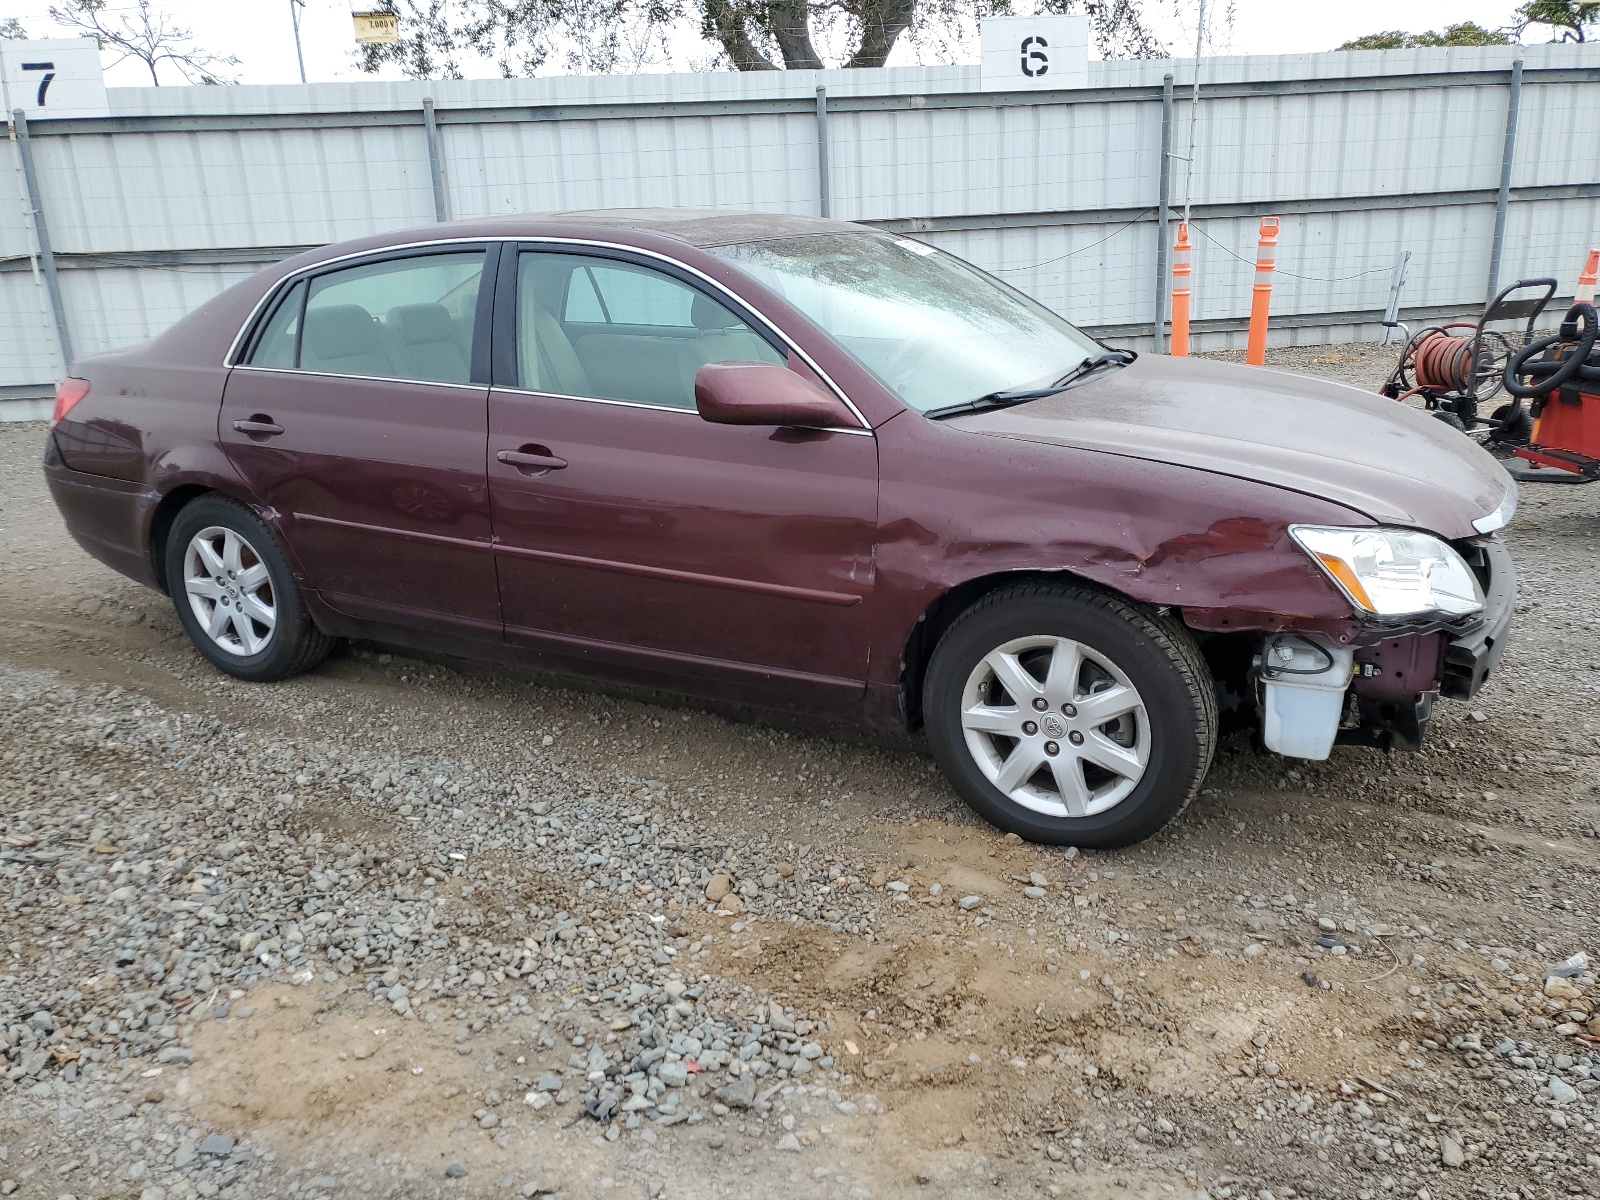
[21, 62, 56, 107]
[1, 38, 108, 120]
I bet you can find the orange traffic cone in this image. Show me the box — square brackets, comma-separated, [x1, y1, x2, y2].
[1171, 223, 1192, 357]
[1577, 248, 1598, 306]
[1246, 217, 1280, 366]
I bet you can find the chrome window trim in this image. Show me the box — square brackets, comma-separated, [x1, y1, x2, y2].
[229, 364, 487, 391]
[223, 236, 502, 368]
[493, 383, 873, 436]
[223, 233, 871, 431]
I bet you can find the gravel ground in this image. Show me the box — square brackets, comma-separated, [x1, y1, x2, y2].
[3, 341, 1599, 1200]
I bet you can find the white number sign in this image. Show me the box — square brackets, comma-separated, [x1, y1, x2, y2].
[979, 15, 1090, 92]
[1, 38, 109, 121]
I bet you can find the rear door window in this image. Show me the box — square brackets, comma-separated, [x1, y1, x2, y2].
[248, 250, 486, 384]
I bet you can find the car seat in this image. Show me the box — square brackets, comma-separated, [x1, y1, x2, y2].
[301, 304, 413, 379]
[387, 303, 472, 383]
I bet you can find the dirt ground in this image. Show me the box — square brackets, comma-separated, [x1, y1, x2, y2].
[3, 341, 1599, 1200]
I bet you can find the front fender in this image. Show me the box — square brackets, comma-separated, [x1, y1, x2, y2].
[870, 414, 1375, 695]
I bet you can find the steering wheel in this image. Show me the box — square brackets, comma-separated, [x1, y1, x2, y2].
[1504, 302, 1599, 398]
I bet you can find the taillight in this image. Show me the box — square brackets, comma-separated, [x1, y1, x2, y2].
[51, 377, 90, 427]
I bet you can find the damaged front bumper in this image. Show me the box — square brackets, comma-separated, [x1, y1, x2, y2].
[1266, 539, 1515, 757]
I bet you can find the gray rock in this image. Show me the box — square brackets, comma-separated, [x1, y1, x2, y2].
[1442, 1137, 1465, 1167]
[444, 1162, 468, 1178]
[197, 1134, 234, 1157]
[716, 1075, 757, 1109]
[1549, 1076, 1580, 1105]
[958, 895, 982, 910]
[656, 1062, 689, 1087]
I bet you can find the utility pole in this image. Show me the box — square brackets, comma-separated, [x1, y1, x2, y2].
[1183, 0, 1206, 223]
[289, 0, 307, 83]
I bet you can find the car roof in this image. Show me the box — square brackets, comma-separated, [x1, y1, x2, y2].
[412, 209, 878, 249]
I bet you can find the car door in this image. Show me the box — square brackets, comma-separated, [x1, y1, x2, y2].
[486, 245, 878, 703]
[220, 244, 501, 635]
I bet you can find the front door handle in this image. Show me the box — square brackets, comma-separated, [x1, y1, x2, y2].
[497, 445, 568, 473]
[233, 416, 284, 437]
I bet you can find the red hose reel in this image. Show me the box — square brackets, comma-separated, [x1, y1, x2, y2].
[1381, 278, 1600, 482]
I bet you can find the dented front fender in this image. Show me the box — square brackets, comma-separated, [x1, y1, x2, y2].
[870, 412, 1372, 694]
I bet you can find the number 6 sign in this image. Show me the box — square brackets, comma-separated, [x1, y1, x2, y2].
[1, 37, 109, 120]
[981, 15, 1089, 92]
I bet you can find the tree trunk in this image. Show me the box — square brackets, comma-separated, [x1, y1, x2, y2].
[705, 0, 780, 69]
[844, 0, 914, 68]
[767, 0, 824, 69]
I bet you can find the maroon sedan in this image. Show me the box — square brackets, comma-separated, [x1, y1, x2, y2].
[44, 210, 1516, 847]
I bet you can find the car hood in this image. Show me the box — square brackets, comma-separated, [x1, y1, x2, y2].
[945, 354, 1512, 537]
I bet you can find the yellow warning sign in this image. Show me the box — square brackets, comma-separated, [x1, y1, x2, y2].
[352, 10, 400, 44]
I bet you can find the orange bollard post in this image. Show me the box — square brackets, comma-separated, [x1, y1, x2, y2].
[1577, 248, 1599, 305]
[1245, 216, 1279, 366]
[1170, 222, 1193, 357]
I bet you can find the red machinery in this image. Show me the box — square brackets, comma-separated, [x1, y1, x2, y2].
[1382, 280, 1600, 484]
[1499, 301, 1600, 482]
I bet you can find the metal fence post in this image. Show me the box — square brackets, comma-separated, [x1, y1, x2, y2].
[422, 98, 449, 223]
[1486, 58, 1522, 303]
[815, 86, 830, 219]
[1154, 73, 1174, 352]
[10, 109, 73, 370]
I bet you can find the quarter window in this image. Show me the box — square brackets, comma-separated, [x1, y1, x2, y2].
[247, 250, 486, 384]
[517, 252, 784, 410]
[247, 280, 305, 369]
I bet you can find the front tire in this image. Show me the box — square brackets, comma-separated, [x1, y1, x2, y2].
[923, 581, 1217, 848]
[165, 495, 334, 682]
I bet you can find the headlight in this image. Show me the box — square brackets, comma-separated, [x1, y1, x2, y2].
[1290, 525, 1484, 620]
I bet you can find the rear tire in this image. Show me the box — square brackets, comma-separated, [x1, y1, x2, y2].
[165, 495, 335, 682]
[922, 581, 1216, 848]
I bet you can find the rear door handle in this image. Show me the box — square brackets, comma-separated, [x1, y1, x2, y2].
[232, 417, 284, 436]
[497, 446, 568, 473]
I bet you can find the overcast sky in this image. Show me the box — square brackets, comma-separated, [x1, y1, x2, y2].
[1, 0, 1531, 87]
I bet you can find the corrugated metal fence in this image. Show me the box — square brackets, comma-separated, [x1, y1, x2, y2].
[3, 43, 1599, 407]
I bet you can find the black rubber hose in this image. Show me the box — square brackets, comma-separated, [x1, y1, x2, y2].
[1504, 302, 1599, 398]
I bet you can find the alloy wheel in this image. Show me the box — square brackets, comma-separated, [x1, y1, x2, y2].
[959, 634, 1150, 818]
[182, 526, 277, 657]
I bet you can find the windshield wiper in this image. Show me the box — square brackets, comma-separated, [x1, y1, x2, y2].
[925, 385, 1073, 420]
[1053, 348, 1135, 385]
[925, 349, 1135, 420]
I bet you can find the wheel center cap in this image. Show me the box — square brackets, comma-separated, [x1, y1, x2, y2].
[1041, 713, 1068, 739]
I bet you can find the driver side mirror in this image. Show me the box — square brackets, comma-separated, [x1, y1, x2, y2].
[694, 361, 858, 429]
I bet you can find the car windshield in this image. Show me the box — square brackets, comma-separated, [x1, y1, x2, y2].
[709, 232, 1102, 413]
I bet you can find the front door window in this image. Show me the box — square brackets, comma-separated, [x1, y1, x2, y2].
[515, 251, 784, 408]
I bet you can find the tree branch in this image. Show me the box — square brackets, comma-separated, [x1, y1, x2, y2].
[766, 0, 824, 69]
[48, 0, 238, 85]
[844, 0, 914, 67]
[702, 0, 779, 68]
